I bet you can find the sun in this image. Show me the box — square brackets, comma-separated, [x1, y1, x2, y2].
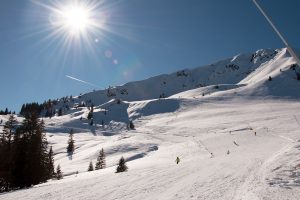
[61, 5, 91, 34]
[53, 3, 93, 36]
[31, 0, 108, 57]
[45, 1, 105, 39]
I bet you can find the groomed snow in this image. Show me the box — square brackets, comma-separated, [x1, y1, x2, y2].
[1, 97, 300, 200]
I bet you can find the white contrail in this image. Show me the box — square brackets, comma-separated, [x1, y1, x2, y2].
[66, 75, 100, 88]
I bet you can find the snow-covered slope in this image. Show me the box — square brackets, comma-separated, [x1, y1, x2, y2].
[238, 48, 300, 97]
[1, 48, 300, 200]
[2, 98, 300, 200]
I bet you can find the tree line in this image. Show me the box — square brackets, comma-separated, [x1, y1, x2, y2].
[0, 108, 14, 115]
[0, 111, 129, 193]
[0, 114, 57, 192]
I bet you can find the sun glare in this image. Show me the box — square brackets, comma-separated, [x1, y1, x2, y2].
[45, 1, 105, 39]
[62, 5, 90, 34]
[32, 0, 108, 57]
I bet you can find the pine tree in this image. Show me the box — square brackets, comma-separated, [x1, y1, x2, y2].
[56, 164, 63, 180]
[58, 108, 63, 116]
[19, 104, 25, 115]
[26, 118, 50, 185]
[91, 104, 94, 112]
[268, 76, 272, 81]
[88, 161, 94, 171]
[129, 121, 135, 129]
[1, 114, 17, 146]
[87, 111, 93, 120]
[11, 114, 51, 188]
[67, 129, 75, 155]
[0, 143, 11, 192]
[116, 156, 128, 173]
[0, 115, 17, 192]
[95, 148, 106, 170]
[48, 146, 55, 178]
[10, 127, 27, 189]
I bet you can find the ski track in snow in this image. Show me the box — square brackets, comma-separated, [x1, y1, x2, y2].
[234, 141, 295, 200]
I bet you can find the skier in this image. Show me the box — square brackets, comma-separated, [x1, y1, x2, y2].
[227, 150, 230, 155]
[233, 141, 239, 146]
[176, 156, 180, 164]
[210, 152, 214, 158]
[254, 132, 257, 136]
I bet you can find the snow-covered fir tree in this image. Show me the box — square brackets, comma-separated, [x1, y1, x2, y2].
[95, 148, 106, 170]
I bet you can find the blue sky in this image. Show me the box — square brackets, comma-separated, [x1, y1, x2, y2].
[0, 0, 299, 112]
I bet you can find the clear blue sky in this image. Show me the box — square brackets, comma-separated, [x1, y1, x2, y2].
[0, 0, 299, 112]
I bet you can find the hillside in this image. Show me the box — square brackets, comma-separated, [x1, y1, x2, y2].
[77, 48, 297, 105]
[0, 47, 300, 200]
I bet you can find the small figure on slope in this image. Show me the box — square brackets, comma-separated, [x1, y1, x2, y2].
[176, 156, 180, 164]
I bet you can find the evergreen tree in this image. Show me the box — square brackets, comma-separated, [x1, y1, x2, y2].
[88, 161, 94, 171]
[11, 114, 51, 188]
[91, 104, 94, 113]
[45, 110, 50, 118]
[1, 114, 17, 146]
[48, 146, 55, 179]
[9, 127, 27, 189]
[129, 121, 135, 129]
[56, 165, 63, 180]
[87, 111, 93, 120]
[95, 148, 106, 170]
[0, 114, 18, 191]
[19, 102, 43, 117]
[268, 76, 272, 81]
[19, 104, 24, 115]
[26, 117, 49, 185]
[67, 129, 75, 155]
[0, 145, 11, 192]
[116, 156, 128, 173]
[58, 108, 63, 116]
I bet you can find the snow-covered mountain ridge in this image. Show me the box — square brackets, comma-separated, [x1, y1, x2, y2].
[44, 47, 299, 130]
[73, 48, 299, 107]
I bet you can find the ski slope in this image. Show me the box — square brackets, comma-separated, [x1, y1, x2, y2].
[1, 48, 300, 200]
